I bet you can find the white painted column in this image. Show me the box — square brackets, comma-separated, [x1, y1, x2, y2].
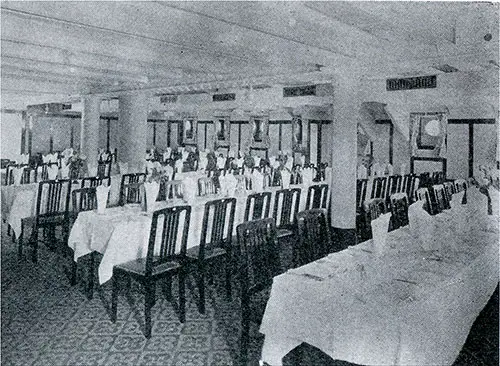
[118, 92, 148, 171]
[330, 71, 360, 229]
[81, 95, 101, 164]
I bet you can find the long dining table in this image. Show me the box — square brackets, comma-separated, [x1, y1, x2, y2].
[1, 175, 121, 238]
[67, 182, 320, 285]
[259, 189, 499, 366]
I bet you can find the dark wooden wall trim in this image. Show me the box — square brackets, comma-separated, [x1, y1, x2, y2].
[448, 119, 495, 124]
[469, 124, 474, 178]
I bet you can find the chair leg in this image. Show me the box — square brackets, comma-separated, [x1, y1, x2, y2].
[7, 224, 11, 236]
[240, 304, 250, 366]
[144, 281, 155, 338]
[18, 222, 24, 260]
[197, 263, 205, 314]
[178, 269, 186, 323]
[87, 252, 94, 300]
[31, 226, 38, 264]
[111, 271, 119, 323]
[69, 259, 77, 286]
[224, 257, 232, 300]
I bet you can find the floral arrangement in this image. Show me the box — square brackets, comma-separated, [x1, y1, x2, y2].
[68, 152, 86, 179]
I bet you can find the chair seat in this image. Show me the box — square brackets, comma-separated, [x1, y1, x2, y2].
[186, 245, 227, 260]
[115, 257, 181, 277]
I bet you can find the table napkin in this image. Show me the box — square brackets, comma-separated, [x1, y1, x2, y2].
[302, 168, 314, 185]
[96, 185, 110, 214]
[175, 159, 183, 173]
[217, 156, 225, 170]
[182, 177, 197, 202]
[60, 161, 70, 179]
[371, 212, 391, 255]
[408, 200, 437, 251]
[12, 166, 24, 186]
[144, 181, 160, 212]
[285, 157, 293, 171]
[252, 169, 264, 191]
[281, 170, 291, 189]
[163, 148, 172, 161]
[47, 165, 59, 180]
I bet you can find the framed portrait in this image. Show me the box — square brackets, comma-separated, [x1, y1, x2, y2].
[250, 115, 270, 149]
[214, 116, 230, 148]
[182, 117, 197, 145]
[410, 112, 447, 157]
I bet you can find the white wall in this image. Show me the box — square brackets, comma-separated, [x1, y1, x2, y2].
[358, 69, 499, 176]
[1, 111, 23, 160]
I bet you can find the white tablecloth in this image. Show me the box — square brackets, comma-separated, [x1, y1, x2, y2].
[67, 183, 318, 284]
[260, 202, 499, 365]
[1, 175, 121, 237]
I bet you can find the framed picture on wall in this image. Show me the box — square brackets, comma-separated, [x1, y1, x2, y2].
[214, 116, 230, 148]
[410, 112, 447, 157]
[182, 117, 197, 145]
[250, 115, 270, 149]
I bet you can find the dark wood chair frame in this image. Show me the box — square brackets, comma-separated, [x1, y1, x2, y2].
[111, 205, 191, 338]
[244, 192, 272, 222]
[295, 208, 333, 267]
[305, 184, 329, 210]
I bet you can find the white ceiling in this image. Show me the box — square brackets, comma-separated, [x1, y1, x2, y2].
[1, 1, 498, 109]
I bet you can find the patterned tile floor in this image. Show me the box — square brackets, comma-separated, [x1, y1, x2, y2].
[1, 223, 498, 366]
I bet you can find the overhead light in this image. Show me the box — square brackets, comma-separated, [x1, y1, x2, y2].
[432, 64, 459, 73]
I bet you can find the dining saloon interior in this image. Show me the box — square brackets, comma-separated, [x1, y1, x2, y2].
[1, 2, 499, 366]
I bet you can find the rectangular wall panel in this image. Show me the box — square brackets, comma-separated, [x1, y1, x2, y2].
[281, 123, 292, 155]
[309, 123, 318, 165]
[474, 123, 498, 176]
[447, 124, 469, 179]
[230, 123, 239, 152]
[170, 123, 178, 149]
[155, 122, 168, 150]
[205, 122, 215, 151]
[147, 122, 155, 148]
[269, 124, 280, 157]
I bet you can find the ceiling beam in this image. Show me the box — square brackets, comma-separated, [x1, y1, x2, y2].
[1, 6, 270, 65]
[155, 2, 356, 59]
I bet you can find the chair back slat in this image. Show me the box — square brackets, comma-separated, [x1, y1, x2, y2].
[416, 187, 433, 215]
[119, 173, 146, 205]
[305, 184, 329, 210]
[244, 192, 272, 221]
[200, 198, 236, 257]
[97, 161, 112, 178]
[236, 218, 281, 295]
[356, 179, 368, 211]
[72, 187, 97, 213]
[273, 188, 301, 229]
[198, 177, 216, 196]
[146, 205, 191, 276]
[81, 176, 111, 188]
[36, 180, 71, 217]
[296, 209, 332, 266]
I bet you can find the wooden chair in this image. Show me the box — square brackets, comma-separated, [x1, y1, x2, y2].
[81, 176, 111, 188]
[272, 188, 301, 238]
[186, 198, 236, 314]
[97, 160, 112, 178]
[416, 187, 434, 215]
[406, 175, 420, 203]
[18, 179, 72, 263]
[236, 218, 281, 366]
[431, 184, 450, 213]
[443, 181, 455, 202]
[244, 192, 272, 221]
[69, 187, 98, 297]
[198, 177, 216, 196]
[389, 193, 409, 231]
[119, 173, 146, 205]
[164, 180, 184, 199]
[356, 179, 368, 213]
[111, 205, 191, 338]
[360, 198, 387, 240]
[454, 178, 467, 193]
[294, 209, 332, 267]
[305, 184, 329, 210]
[119, 182, 143, 205]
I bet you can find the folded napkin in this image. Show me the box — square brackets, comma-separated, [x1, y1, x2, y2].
[371, 212, 391, 255]
[281, 170, 291, 189]
[216, 156, 225, 170]
[408, 200, 437, 251]
[285, 157, 294, 171]
[12, 166, 24, 185]
[357, 165, 367, 179]
[47, 165, 59, 180]
[198, 156, 208, 171]
[144, 182, 160, 212]
[371, 162, 380, 176]
[302, 168, 314, 185]
[163, 148, 172, 162]
[182, 177, 197, 202]
[181, 150, 189, 162]
[96, 185, 110, 213]
[386, 164, 394, 176]
[175, 159, 184, 173]
[60, 162, 70, 179]
[324, 167, 332, 184]
[225, 174, 237, 196]
[145, 160, 155, 174]
[163, 165, 174, 180]
[251, 170, 264, 191]
[269, 156, 278, 169]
